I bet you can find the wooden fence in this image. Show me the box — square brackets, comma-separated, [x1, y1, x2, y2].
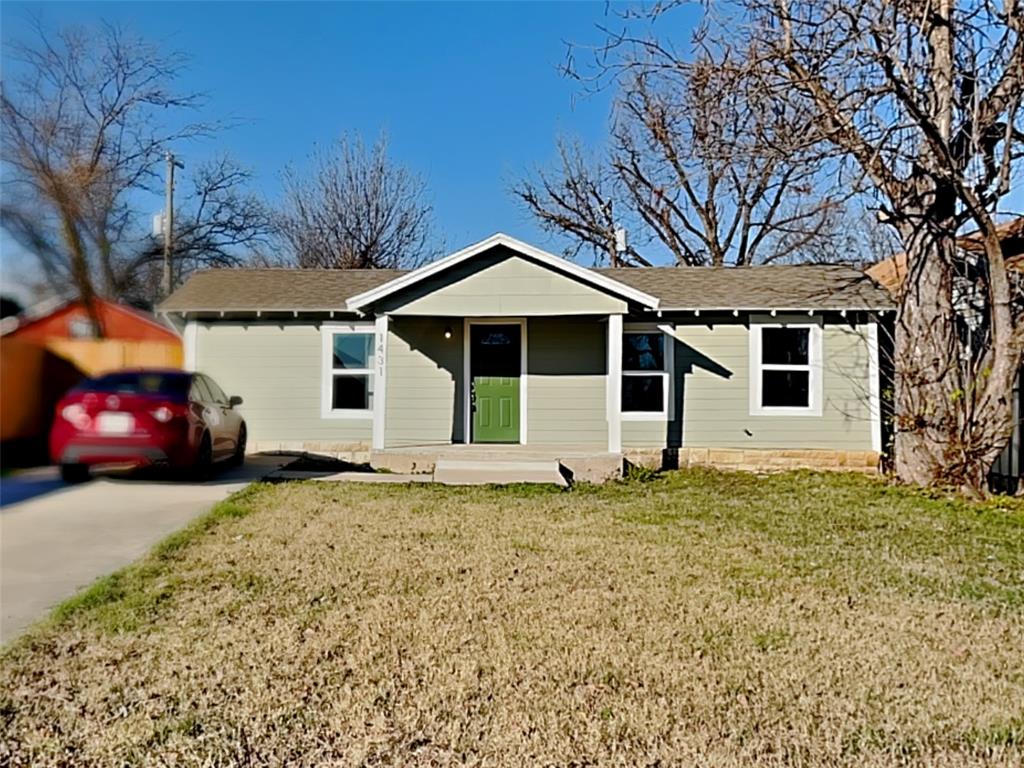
[45, 339, 182, 377]
[1, 338, 182, 444]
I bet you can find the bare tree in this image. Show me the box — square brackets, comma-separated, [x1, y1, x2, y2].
[515, 40, 844, 266]
[615, 44, 847, 266]
[0, 22, 205, 331]
[114, 158, 276, 304]
[513, 138, 650, 266]
[718, 0, 1024, 494]
[279, 134, 438, 269]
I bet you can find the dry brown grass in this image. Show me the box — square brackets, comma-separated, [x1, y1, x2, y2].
[2, 470, 1022, 766]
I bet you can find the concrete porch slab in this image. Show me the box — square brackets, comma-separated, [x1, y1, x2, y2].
[371, 445, 623, 483]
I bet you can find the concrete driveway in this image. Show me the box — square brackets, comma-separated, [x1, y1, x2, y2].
[0, 455, 287, 644]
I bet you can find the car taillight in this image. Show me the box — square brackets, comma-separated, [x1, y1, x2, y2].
[151, 406, 174, 423]
[61, 403, 90, 430]
[150, 403, 185, 423]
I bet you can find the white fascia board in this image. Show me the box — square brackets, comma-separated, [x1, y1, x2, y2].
[183, 321, 198, 371]
[656, 306, 891, 313]
[345, 232, 661, 311]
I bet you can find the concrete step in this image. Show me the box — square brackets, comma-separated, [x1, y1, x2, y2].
[433, 458, 568, 487]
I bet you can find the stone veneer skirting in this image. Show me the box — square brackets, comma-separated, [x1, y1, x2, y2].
[249, 441, 880, 480]
[625, 447, 881, 474]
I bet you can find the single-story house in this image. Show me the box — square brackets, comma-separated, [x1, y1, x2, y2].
[160, 233, 894, 479]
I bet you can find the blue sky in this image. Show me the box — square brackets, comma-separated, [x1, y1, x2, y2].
[3, 2, 1020, 302]
[2, 0, 687, 285]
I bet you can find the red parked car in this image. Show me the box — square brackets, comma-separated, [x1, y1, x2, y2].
[50, 369, 247, 483]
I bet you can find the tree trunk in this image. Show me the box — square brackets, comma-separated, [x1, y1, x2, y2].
[60, 207, 105, 339]
[892, 209, 1020, 495]
[892, 211, 959, 487]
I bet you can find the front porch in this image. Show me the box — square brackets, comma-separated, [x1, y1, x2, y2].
[378, 313, 623, 454]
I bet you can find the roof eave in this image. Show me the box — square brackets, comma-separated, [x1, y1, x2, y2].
[160, 307, 362, 316]
[653, 305, 894, 313]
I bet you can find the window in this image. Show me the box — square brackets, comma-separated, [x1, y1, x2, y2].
[78, 372, 190, 399]
[750, 321, 821, 415]
[321, 324, 375, 418]
[190, 375, 212, 404]
[201, 374, 229, 405]
[622, 330, 670, 419]
[67, 315, 98, 338]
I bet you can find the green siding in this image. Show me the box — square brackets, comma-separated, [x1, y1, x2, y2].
[390, 255, 628, 316]
[526, 317, 609, 447]
[194, 313, 874, 455]
[672, 319, 874, 450]
[193, 322, 371, 446]
[384, 316, 464, 447]
[622, 420, 667, 449]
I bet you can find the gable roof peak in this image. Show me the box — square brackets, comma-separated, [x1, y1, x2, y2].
[345, 233, 661, 311]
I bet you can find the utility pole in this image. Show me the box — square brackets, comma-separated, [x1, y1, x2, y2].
[161, 151, 185, 297]
[614, 227, 627, 269]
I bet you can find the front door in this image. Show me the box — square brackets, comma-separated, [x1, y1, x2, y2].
[470, 323, 521, 443]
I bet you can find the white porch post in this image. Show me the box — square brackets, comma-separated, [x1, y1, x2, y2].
[372, 314, 389, 450]
[607, 313, 622, 453]
[183, 319, 198, 371]
[867, 319, 882, 453]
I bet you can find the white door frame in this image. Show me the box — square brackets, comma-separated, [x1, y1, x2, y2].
[462, 318, 528, 444]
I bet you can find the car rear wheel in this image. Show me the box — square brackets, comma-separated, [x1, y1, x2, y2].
[60, 463, 90, 484]
[192, 433, 213, 480]
[229, 424, 247, 467]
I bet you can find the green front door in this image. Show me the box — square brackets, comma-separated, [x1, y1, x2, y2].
[470, 323, 521, 443]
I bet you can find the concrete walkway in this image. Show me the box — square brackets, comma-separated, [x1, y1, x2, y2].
[0, 456, 286, 645]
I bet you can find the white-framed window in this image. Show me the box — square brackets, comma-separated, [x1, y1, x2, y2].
[321, 323, 376, 419]
[749, 318, 822, 416]
[622, 327, 672, 420]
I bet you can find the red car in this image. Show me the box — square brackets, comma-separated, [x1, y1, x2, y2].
[50, 369, 247, 483]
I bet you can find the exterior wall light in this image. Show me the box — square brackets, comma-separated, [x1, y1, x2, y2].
[444, 325, 453, 339]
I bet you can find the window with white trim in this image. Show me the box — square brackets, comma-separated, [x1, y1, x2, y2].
[750, 321, 821, 415]
[622, 330, 670, 419]
[321, 324, 375, 418]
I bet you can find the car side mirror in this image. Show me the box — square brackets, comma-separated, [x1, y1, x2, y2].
[229, 395, 243, 408]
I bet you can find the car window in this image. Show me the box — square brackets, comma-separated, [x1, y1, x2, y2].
[189, 375, 212, 403]
[75, 372, 190, 400]
[202, 375, 229, 405]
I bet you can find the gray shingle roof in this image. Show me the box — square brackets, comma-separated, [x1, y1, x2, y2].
[159, 268, 405, 312]
[593, 265, 893, 310]
[160, 263, 893, 313]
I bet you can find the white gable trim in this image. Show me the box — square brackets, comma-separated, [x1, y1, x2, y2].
[345, 233, 660, 311]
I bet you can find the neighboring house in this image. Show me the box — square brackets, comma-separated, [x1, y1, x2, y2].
[1, 296, 181, 344]
[159, 233, 894, 479]
[2, 296, 183, 377]
[865, 217, 1024, 296]
[0, 297, 182, 451]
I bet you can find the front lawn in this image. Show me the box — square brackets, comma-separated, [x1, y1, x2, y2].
[2, 470, 1022, 766]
